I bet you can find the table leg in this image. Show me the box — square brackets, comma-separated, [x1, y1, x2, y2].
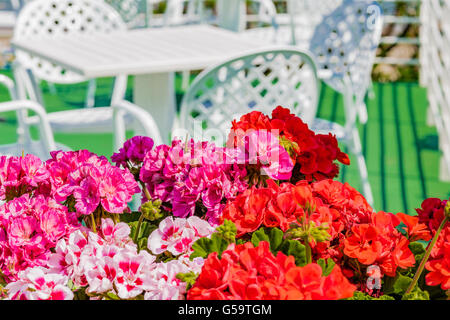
[133, 72, 175, 144]
[216, 0, 246, 32]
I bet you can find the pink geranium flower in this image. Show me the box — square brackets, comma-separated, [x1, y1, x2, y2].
[148, 216, 215, 256]
[238, 130, 294, 180]
[5, 267, 73, 300]
[113, 251, 154, 299]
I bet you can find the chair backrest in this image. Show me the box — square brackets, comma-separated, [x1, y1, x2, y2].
[13, 0, 127, 84]
[288, 0, 343, 47]
[163, 0, 205, 26]
[105, 0, 148, 29]
[179, 47, 319, 143]
[308, 0, 383, 98]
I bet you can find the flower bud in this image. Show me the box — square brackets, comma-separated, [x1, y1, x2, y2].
[140, 200, 164, 221]
[216, 219, 237, 244]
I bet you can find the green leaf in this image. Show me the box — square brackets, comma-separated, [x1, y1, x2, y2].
[317, 258, 336, 276]
[346, 291, 395, 300]
[176, 272, 199, 291]
[128, 220, 157, 242]
[280, 239, 307, 266]
[383, 273, 413, 295]
[393, 274, 413, 295]
[250, 227, 284, 253]
[402, 287, 430, 300]
[190, 232, 231, 260]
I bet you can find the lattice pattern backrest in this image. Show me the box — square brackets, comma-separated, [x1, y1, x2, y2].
[105, 0, 146, 28]
[289, 0, 342, 30]
[309, 0, 383, 96]
[14, 0, 127, 83]
[180, 49, 319, 142]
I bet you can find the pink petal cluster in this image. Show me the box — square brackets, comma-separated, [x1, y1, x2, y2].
[0, 194, 80, 281]
[139, 139, 248, 225]
[45, 150, 140, 215]
[0, 154, 49, 201]
[236, 130, 294, 180]
[148, 216, 216, 256]
[5, 266, 73, 300]
[29, 218, 205, 300]
[111, 136, 154, 167]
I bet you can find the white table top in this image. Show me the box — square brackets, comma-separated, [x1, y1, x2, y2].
[11, 25, 270, 78]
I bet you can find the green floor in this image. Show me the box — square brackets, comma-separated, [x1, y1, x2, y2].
[0, 69, 449, 215]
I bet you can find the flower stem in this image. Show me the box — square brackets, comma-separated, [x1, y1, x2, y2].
[305, 241, 312, 264]
[403, 216, 448, 297]
[139, 181, 152, 202]
[90, 214, 97, 233]
[133, 213, 145, 245]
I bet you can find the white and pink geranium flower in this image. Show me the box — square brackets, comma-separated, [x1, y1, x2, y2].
[147, 216, 215, 256]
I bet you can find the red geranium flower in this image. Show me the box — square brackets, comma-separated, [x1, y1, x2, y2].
[416, 198, 447, 233]
[187, 241, 356, 300]
[344, 224, 382, 265]
[425, 226, 450, 290]
[221, 187, 272, 237]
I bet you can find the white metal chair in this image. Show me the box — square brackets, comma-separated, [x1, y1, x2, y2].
[306, 0, 383, 205]
[176, 47, 319, 144]
[0, 74, 70, 159]
[12, 0, 163, 151]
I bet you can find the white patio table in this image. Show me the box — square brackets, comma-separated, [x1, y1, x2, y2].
[10, 25, 270, 143]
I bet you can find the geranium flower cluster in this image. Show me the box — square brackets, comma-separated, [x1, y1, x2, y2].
[1, 106, 448, 301]
[228, 106, 350, 182]
[415, 198, 449, 291]
[45, 150, 139, 215]
[137, 139, 248, 225]
[221, 178, 431, 284]
[0, 194, 80, 282]
[0, 151, 139, 281]
[5, 218, 206, 300]
[187, 241, 356, 300]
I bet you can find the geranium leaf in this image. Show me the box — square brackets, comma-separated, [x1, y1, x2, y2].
[251, 228, 270, 248]
[190, 238, 214, 259]
[190, 233, 231, 260]
[280, 239, 307, 266]
[384, 273, 413, 295]
[251, 227, 284, 253]
[317, 258, 336, 276]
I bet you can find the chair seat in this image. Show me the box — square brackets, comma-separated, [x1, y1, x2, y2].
[27, 107, 134, 133]
[311, 118, 347, 141]
[0, 141, 71, 160]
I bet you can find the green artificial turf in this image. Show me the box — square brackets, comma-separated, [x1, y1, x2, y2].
[0, 68, 449, 215]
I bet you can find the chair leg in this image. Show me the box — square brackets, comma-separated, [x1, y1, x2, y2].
[85, 79, 97, 108]
[357, 102, 368, 124]
[349, 127, 374, 207]
[181, 70, 190, 91]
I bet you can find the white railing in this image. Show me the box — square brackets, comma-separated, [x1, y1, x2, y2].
[420, 0, 450, 181]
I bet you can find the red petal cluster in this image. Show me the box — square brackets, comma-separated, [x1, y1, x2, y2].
[187, 241, 355, 300]
[416, 198, 447, 233]
[425, 225, 450, 290]
[343, 211, 416, 277]
[227, 106, 349, 182]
